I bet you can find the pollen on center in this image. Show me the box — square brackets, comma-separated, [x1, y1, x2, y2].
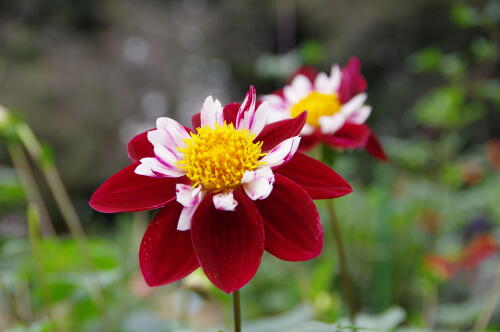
[177, 122, 265, 192]
[290, 91, 341, 127]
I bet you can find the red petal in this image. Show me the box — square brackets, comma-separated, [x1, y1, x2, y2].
[192, 113, 201, 130]
[288, 66, 318, 84]
[276, 152, 352, 199]
[365, 131, 388, 161]
[223, 102, 240, 126]
[254, 174, 322, 261]
[139, 203, 199, 286]
[128, 130, 154, 162]
[339, 57, 367, 104]
[89, 163, 183, 213]
[323, 123, 370, 149]
[191, 190, 264, 293]
[256, 112, 307, 152]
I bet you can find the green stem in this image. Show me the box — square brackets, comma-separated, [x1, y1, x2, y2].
[16, 122, 111, 331]
[326, 199, 356, 328]
[7, 142, 54, 235]
[233, 290, 242, 332]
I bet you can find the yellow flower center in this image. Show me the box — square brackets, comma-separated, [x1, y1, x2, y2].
[290, 91, 341, 127]
[177, 123, 265, 192]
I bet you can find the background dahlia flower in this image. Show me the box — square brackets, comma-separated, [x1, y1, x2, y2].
[90, 86, 352, 293]
[262, 57, 387, 161]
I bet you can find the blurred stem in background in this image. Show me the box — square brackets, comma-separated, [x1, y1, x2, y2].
[326, 199, 356, 328]
[14, 120, 112, 330]
[6, 141, 54, 235]
[321, 146, 357, 327]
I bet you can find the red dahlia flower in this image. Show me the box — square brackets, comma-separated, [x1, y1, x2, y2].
[90, 86, 352, 293]
[262, 57, 387, 161]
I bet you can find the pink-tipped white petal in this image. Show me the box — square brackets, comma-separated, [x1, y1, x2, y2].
[245, 101, 269, 135]
[284, 75, 312, 103]
[340, 93, 367, 118]
[348, 105, 372, 124]
[200, 96, 224, 129]
[154, 117, 191, 149]
[236, 86, 257, 129]
[260, 136, 301, 168]
[176, 184, 203, 207]
[213, 191, 238, 211]
[318, 113, 346, 134]
[154, 145, 182, 169]
[242, 167, 275, 200]
[135, 157, 185, 178]
[177, 205, 198, 231]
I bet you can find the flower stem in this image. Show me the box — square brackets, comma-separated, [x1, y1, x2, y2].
[232, 290, 242, 332]
[326, 199, 356, 328]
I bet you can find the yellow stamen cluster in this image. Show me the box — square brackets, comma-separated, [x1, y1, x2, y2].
[177, 123, 265, 192]
[290, 91, 341, 127]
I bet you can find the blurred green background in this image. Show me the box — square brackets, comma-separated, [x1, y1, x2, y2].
[0, 0, 499, 331]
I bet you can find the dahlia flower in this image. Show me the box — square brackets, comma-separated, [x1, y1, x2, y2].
[262, 57, 387, 161]
[90, 87, 352, 293]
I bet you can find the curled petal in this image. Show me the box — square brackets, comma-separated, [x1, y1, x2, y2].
[191, 191, 265, 293]
[255, 111, 307, 152]
[128, 130, 154, 162]
[260, 136, 301, 168]
[177, 205, 199, 231]
[275, 152, 353, 199]
[314, 65, 341, 94]
[254, 174, 323, 261]
[201, 96, 224, 129]
[89, 163, 183, 213]
[236, 86, 257, 129]
[139, 203, 199, 286]
[339, 56, 368, 104]
[242, 167, 275, 200]
[213, 191, 238, 211]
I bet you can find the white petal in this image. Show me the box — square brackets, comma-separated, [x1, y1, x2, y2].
[154, 145, 182, 168]
[284, 75, 311, 103]
[348, 105, 372, 124]
[176, 184, 203, 207]
[300, 124, 315, 135]
[135, 157, 184, 178]
[213, 191, 238, 211]
[318, 113, 346, 134]
[246, 101, 269, 135]
[340, 93, 367, 117]
[236, 86, 257, 129]
[200, 96, 224, 129]
[177, 205, 198, 231]
[242, 167, 275, 200]
[260, 136, 301, 168]
[154, 117, 191, 148]
[329, 64, 341, 92]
